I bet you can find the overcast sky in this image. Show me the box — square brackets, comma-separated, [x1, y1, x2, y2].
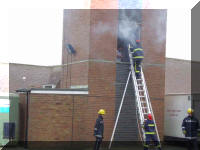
[0, 0, 198, 66]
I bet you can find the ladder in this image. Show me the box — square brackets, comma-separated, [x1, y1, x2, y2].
[109, 44, 161, 149]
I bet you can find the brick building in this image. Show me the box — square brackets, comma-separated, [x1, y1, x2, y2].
[164, 58, 200, 140]
[60, 9, 166, 141]
[16, 9, 167, 146]
[9, 63, 62, 93]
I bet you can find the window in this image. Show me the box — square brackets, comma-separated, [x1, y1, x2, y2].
[3, 122, 15, 139]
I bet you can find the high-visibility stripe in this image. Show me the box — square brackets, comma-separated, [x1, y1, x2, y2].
[148, 124, 155, 127]
[135, 63, 140, 73]
[134, 63, 137, 72]
[133, 48, 143, 52]
[145, 132, 156, 134]
[156, 144, 161, 148]
[95, 135, 102, 138]
[133, 56, 144, 58]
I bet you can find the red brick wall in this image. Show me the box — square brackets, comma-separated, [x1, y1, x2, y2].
[61, 9, 118, 89]
[19, 93, 116, 142]
[9, 63, 62, 93]
[87, 96, 116, 141]
[28, 94, 73, 141]
[18, 9, 167, 143]
[89, 9, 118, 60]
[165, 58, 191, 94]
[141, 10, 167, 65]
[62, 62, 88, 88]
[61, 9, 118, 142]
[72, 96, 88, 141]
[141, 9, 167, 139]
[62, 10, 90, 62]
[61, 10, 91, 88]
[89, 62, 116, 97]
[60, 9, 167, 140]
[23, 94, 89, 141]
[87, 9, 118, 141]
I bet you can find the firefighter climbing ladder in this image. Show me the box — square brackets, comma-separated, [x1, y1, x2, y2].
[109, 44, 161, 149]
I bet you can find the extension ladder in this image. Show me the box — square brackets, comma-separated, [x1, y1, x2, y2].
[109, 43, 161, 149]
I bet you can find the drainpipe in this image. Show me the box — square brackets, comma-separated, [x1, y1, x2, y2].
[16, 89, 30, 149]
[24, 91, 30, 149]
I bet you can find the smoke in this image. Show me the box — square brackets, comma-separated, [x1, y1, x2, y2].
[91, 10, 167, 50]
[118, 9, 167, 54]
[91, 10, 141, 48]
[142, 10, 167, 53]
[92, 10, 141, 45]
[118, 10, 141, 46]
[92, 21, 115, 36]
[155, 11, 167, 45]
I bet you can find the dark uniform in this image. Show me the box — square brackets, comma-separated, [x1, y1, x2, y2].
[94, 115, 104, 150]
[131, 42, 144, 79]
[182, 115, 199, 150]
[144, 119, 161, 150]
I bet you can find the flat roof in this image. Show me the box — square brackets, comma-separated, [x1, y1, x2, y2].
[16, 88, 88, 95]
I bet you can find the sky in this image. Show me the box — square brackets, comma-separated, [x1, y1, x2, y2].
[0, 0, 198, 66]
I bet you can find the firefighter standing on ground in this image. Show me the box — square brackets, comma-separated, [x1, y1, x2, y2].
[131, 40, 144, 79]
[182, 108, 199, 150]
[93, 109, 105, 150]
[143, 114, 161, 150]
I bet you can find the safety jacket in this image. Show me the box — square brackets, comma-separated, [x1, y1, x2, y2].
[144, 119, 156, 135]
[182, 115, 199, 138]
[132, 43, 144, 59]
[94, 115, 104, 138]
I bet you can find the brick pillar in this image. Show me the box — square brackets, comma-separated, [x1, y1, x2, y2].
[141, 9, 167, 140]
[88, 9, 118, 141]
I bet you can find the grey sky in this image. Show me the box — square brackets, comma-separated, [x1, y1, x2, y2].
[0, 0, 197, 66]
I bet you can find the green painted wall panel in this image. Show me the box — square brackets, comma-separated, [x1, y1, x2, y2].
[0, 112, 9, 146]
[0, 94, 19, 146]
[9, 95, 19, 143]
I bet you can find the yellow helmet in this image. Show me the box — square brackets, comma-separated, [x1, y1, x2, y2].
[98, 109, 106, 115]
[187, 108, 194, 114]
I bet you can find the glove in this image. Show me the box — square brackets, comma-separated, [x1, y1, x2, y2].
[95, 135, 102, 138]
[198, 129, 200, 136]
[198, 130, 200, 137]
[183, 130, 186, 135]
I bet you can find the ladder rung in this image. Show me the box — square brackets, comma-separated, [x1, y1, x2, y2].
[137, 79, 142, 81]
[141, 101, 146, 103]
[137, 84, 143, 86]
[142, 107, 148, 109]
[139, 96, 145, 98]
[138, 90, 144, 92]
